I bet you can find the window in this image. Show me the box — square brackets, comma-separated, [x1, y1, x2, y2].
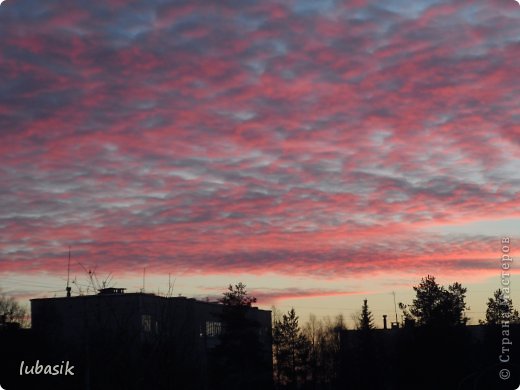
[205, 321, 222, 337]
[142, 315, 152, 332]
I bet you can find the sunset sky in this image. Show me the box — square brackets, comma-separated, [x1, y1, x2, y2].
[1, 0, 519, 327]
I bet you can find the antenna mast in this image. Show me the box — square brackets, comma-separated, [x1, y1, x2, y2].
[393, 291, 398, 324]
[66, 246, 72, 297]
[142, 267, 146, 293]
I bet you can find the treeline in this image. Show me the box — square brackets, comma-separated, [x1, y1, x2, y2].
[1, 277, 520, 390]
[273, 308, 346, 389]
[270, 275, 520, 390]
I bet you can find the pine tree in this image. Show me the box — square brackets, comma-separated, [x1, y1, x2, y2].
[220, 282, 257, 307]
[210, 283, 269, 390]
[400, 275, 469, 327]
[273, 308, 310, 388]
[482, 289, 520, 325]
[356, 299, 375, 330]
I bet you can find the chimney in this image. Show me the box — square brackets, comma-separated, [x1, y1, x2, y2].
[383, 314, 388, 330]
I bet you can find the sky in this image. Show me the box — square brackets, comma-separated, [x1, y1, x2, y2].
[0, 0, 519, 327]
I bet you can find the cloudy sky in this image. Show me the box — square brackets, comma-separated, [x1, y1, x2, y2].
[1, 0, 519, 325]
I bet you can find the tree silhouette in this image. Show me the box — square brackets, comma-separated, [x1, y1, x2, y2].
[220, 282, 257, 307]
[303, 314, 345, 389]
[346, 299, 382, 390]
[210, 283, 271, 390]
[400, 275, 468, 327]
[273, 308, 309, 389]
[481, 289, 520, 325]
[355, 299, 375, 330]
[0, 290, 28, 327]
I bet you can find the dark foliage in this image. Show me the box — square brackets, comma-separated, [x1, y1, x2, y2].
[400, 275, 469, 327]
[210, 283, 272, 390]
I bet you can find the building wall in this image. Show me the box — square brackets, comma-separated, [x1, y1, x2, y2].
[30, 292, 272, 390]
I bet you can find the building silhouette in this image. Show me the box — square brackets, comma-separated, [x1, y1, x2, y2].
[338, 322, 520, 390]
[27, 287, 272, 390]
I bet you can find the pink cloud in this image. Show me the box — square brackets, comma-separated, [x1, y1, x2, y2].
[0, 0, 518, 290]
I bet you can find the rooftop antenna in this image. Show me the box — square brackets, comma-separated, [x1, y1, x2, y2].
[167, 273, 176, 296]
[66, 246, 72, 297]
[142, 267, 146, 293]
[392, 291, 398, 324]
